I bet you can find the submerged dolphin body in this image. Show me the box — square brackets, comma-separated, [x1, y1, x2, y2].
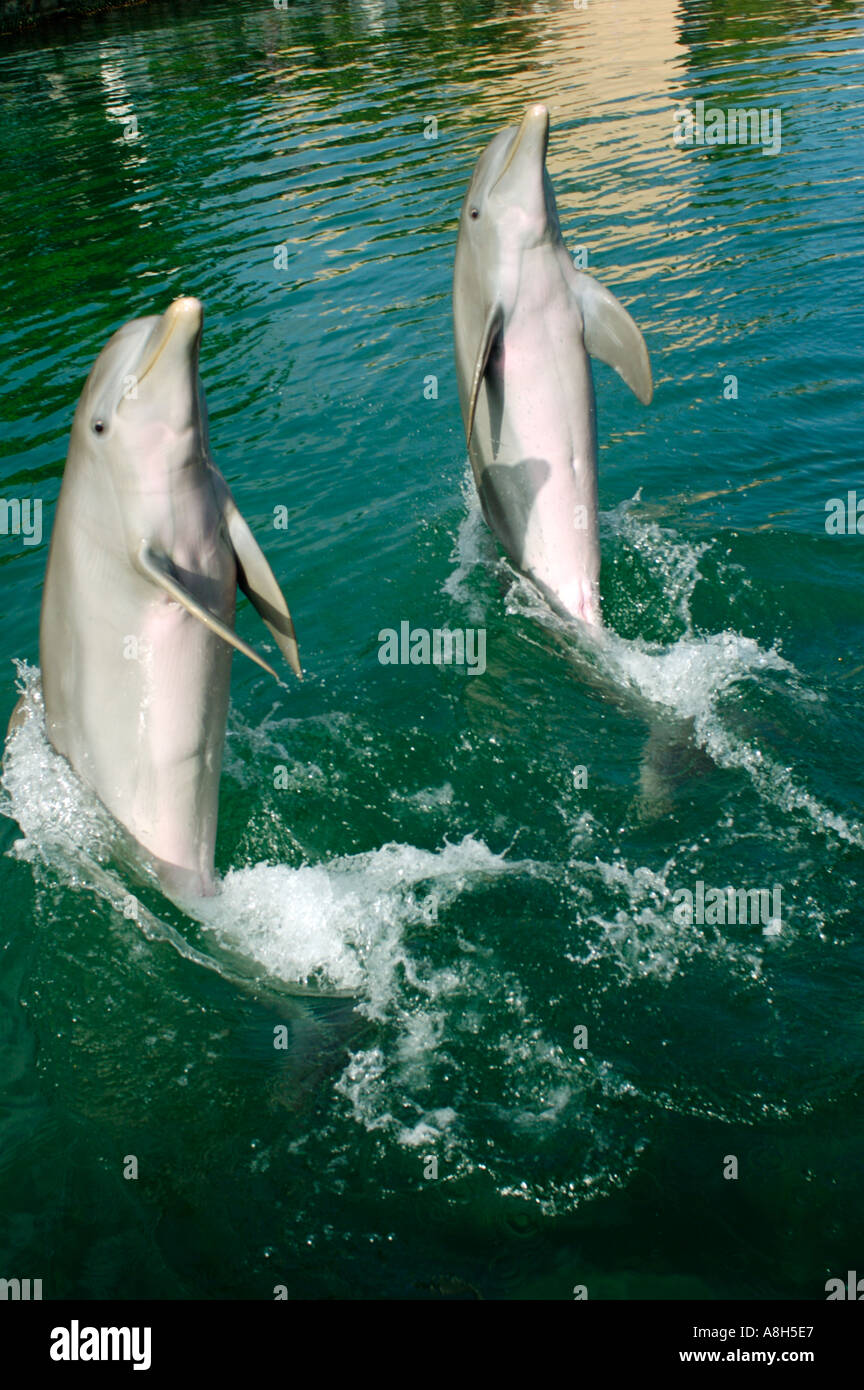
[38, 297, 300, 899]
[453, 104, 653, 626]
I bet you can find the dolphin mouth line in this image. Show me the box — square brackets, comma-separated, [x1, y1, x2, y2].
[133, 298, 201, 389]
[491, 104, 549, 194]
[135, 316, 178, 387]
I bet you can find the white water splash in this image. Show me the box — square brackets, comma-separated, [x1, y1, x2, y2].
[448, 484, 863, 850]
[195, 834, 520, 1001]
[1, 662, 525, 1000]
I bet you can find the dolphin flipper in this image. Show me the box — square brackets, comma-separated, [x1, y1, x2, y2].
[136, 541, 279, 679]
[565, 269, 653, 405]
[465, 301, 504, 445]
[218, 489, 302, 680]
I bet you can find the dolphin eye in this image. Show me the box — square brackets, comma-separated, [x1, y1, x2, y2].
[469, 207, 480, 220]
[92, 420, 106, 435]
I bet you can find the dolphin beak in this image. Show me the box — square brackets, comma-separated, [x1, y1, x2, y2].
[135, 296, 203, 387]
[492, 103, 550, 198]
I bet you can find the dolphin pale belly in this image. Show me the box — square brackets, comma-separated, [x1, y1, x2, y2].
[453, 103, 653, 626]
[38, 296, 300, 899]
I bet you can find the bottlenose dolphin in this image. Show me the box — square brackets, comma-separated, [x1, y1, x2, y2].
[36, 296, 300, 899]
[453, 103, 653, 626]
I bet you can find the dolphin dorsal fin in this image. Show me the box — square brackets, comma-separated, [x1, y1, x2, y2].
[465, 301, 504, 446]
[136, 541, 279, 679]
[566, 269, 653, 405]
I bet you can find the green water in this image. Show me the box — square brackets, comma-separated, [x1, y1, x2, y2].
[0, 0, 863, 1300]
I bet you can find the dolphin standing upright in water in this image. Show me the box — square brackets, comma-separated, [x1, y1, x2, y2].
[36, 296, 300, 899]
[453, 103, 653, 626]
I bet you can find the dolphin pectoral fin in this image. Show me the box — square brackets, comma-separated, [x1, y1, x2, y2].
[567, 270, 653, 405]
[466, 302, 504, 445]
[136, 542, 279, 679]
[221, 498, 302, 681]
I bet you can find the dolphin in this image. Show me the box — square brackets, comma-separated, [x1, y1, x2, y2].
[36, 296, 300, 899]
[453, 103, 653, 626]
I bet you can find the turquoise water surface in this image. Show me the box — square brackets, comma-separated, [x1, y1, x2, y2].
[0, 0, 863, 1299]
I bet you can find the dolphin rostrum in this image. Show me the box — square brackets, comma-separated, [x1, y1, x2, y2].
[453, 103, 653, 626]
[37, 296, 300, 899]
